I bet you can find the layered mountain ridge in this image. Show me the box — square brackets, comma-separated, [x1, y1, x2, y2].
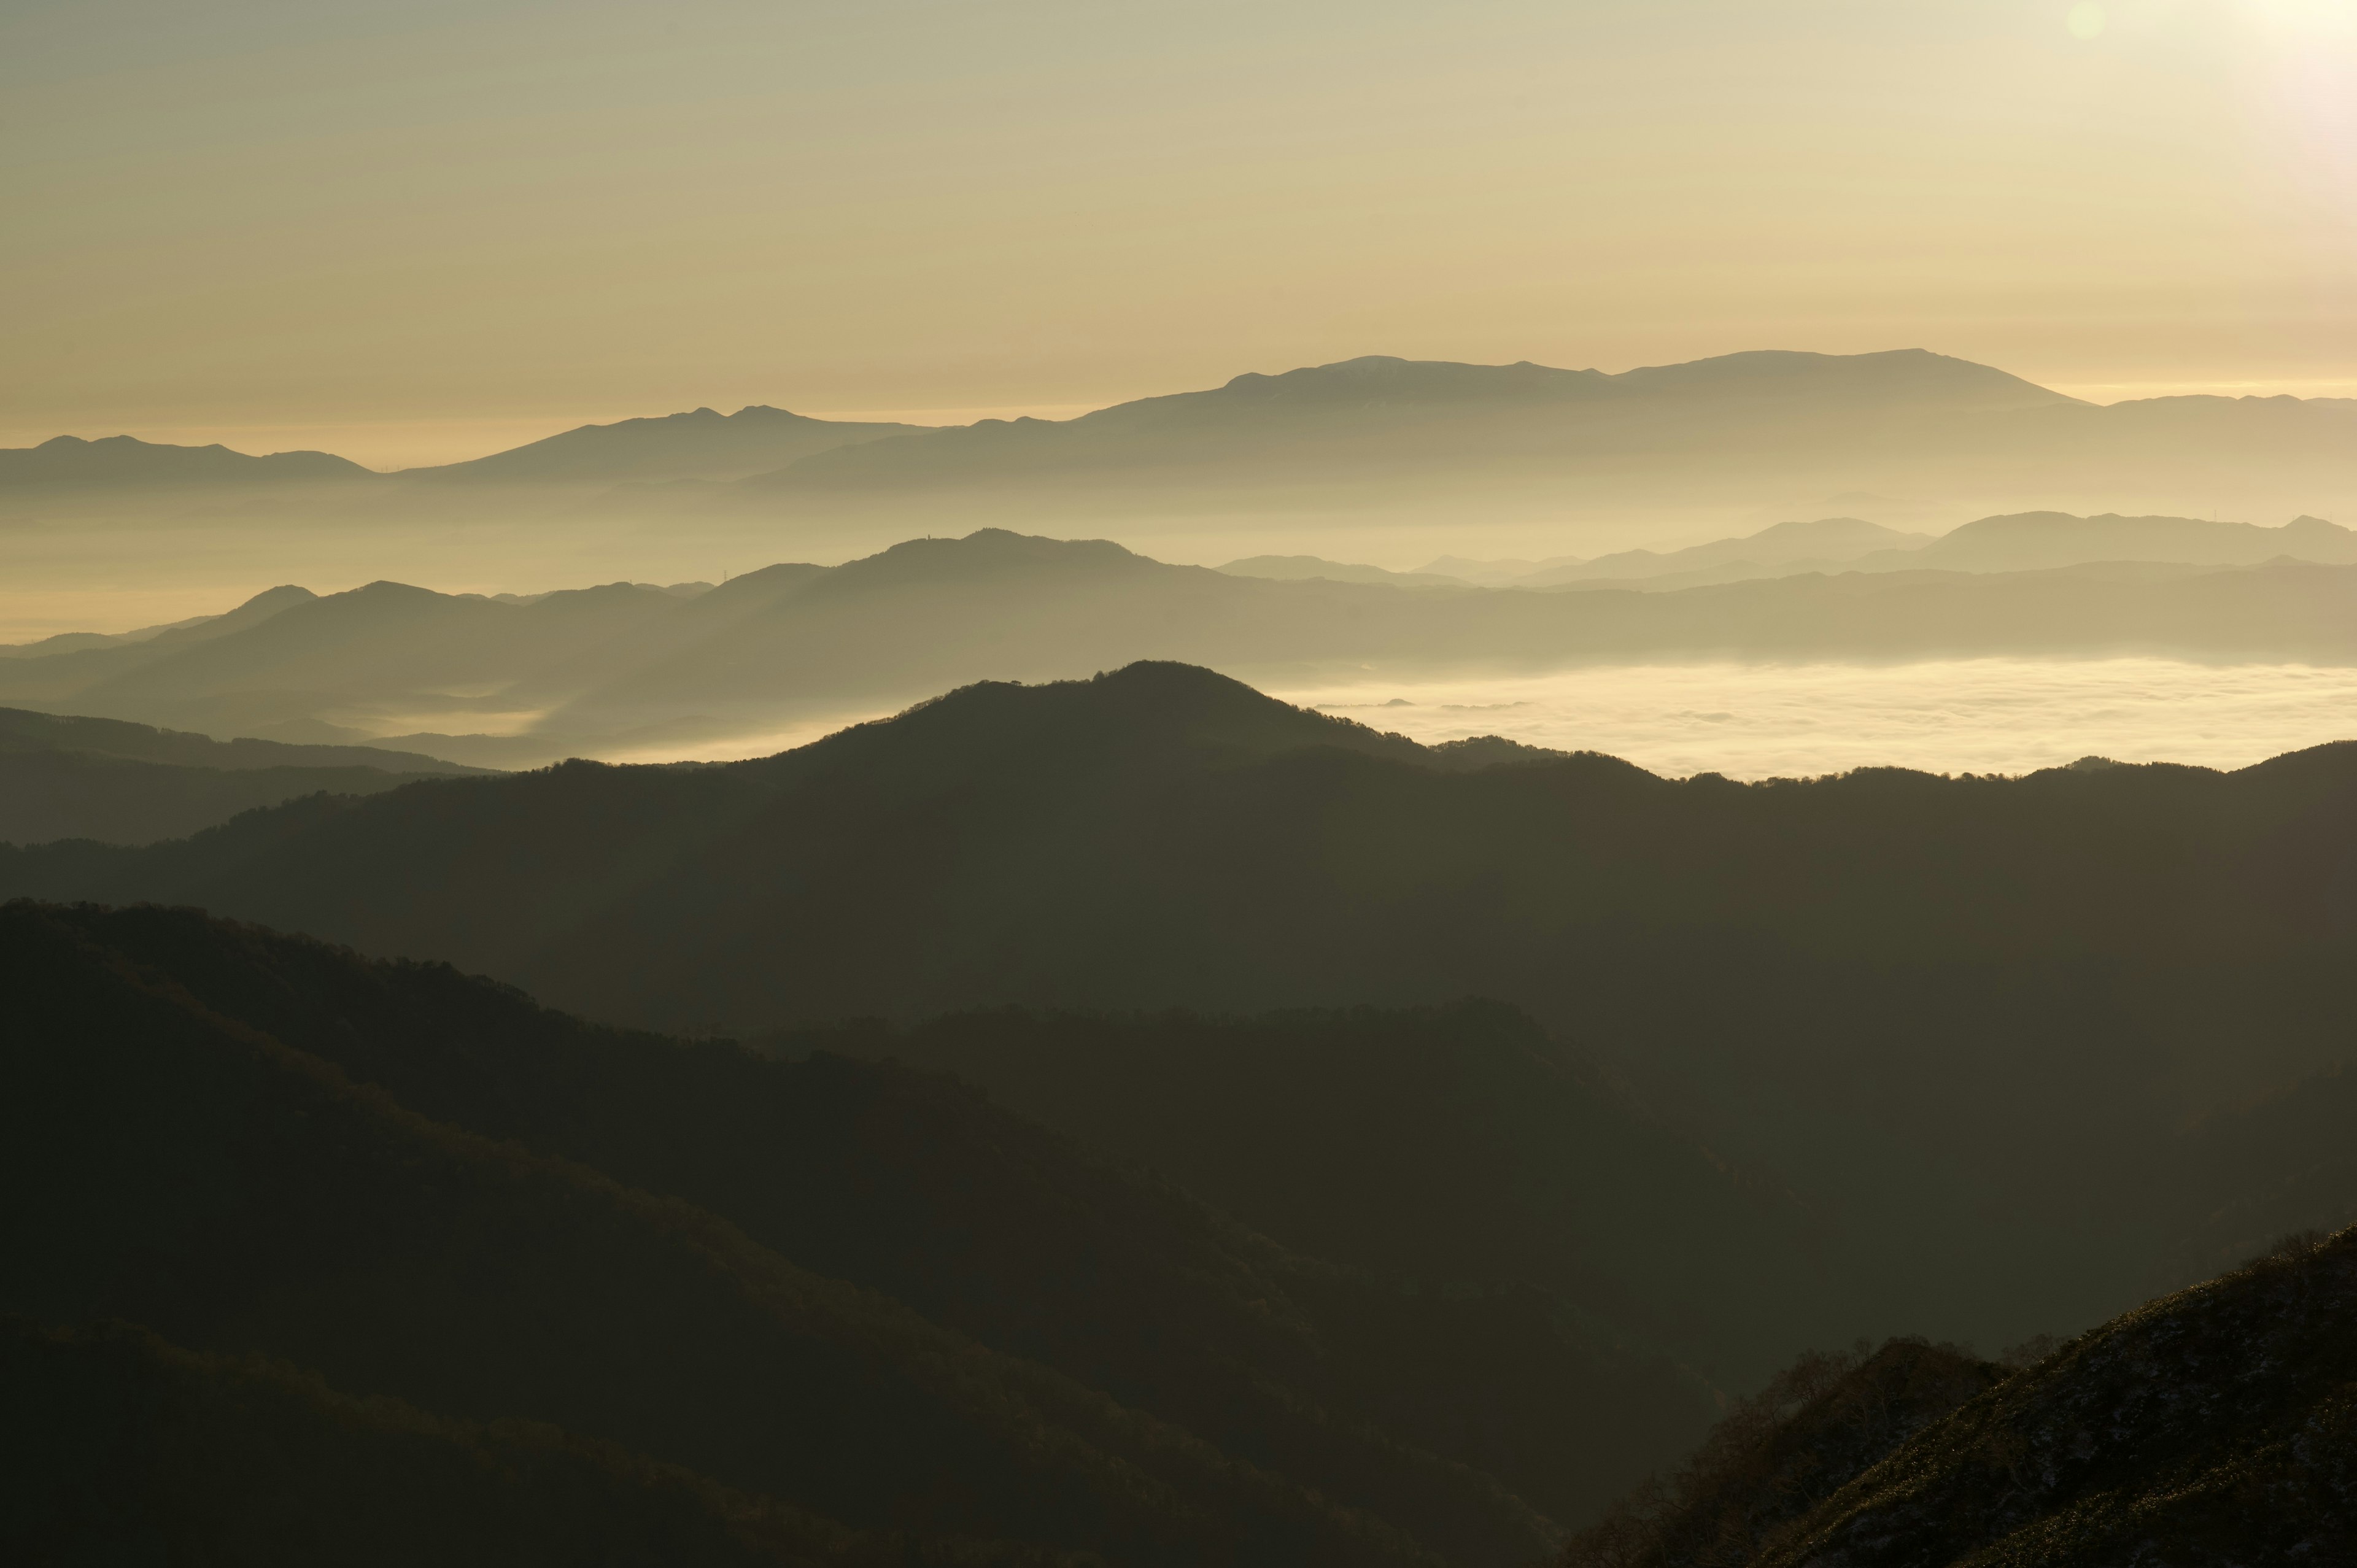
[9, 660, 2355, 1376]
[9, 521, 2357, 769]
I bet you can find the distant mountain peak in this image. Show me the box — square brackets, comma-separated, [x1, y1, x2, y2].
[407, 400, 928, 483]
[0, 433, 373, 486]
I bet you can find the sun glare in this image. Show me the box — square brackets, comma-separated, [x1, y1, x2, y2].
[2247, 0, 2357, 36]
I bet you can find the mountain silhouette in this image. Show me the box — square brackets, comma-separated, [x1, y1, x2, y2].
[404, 405, 927, 484]
[667, 349, 2357, 536]
[12, 661, 2356, 1368]
[749, 350, 2078, 492]
[0, 435, 372, 486]
[2, 900, 1723, 1561]
[12, 353, 2357, 535]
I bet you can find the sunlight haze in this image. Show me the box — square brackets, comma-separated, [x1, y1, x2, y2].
[6, 0, 2354, 454]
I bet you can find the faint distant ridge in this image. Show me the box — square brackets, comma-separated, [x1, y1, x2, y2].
[404, 405, 929, 484]
[16, 519, 2357, 765]
[749, 348, 2083, 488]
[1914, 509, 2357, 572]
[1217, 555, 1471, 588]
[0, 584, 316, 661]
[1430, 511, 2357, 589]
[0, 701, 486, 846]
[0, 434, 373, 486]
[0, 706, 482, 778]
[1510, 517, 1937, 588]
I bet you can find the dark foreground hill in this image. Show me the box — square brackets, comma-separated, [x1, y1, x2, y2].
[10, 662, 2354, 1368]
[2, 901, 1726, 1563]
[1563, 1227, 2357, 1566]
[797, 1005, 1840, 1383]
[4, 1318, 1018, 1568]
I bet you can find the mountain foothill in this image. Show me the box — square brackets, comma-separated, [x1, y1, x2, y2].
[9, 346, 2357, 1561]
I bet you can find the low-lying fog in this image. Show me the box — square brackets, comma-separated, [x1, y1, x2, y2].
[626, 658, 2357, 779]
[1291, 659, 2357, 778]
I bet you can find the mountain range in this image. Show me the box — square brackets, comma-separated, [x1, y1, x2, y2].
[9, 660, 2355, 1370]
[8, 521, 2357, 768]
[10, 351, 2357, 539]
[12, 898, 2351, 1561]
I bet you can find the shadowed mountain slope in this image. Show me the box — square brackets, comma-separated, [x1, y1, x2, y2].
[799, 1003, 1837, 1385]
[0, 706, 476, 777]
[1566, 1224, 2357, 1563]
[9, 663, 2356, 1367]
[0, 705, 484, 845]
[3, 900, 1733, 1560]
[1735, 1230, 2356, 1564]
[4, 1318, 1005, 1568]
[0, 436, 373, 486]
[2138, 1063, 2357, 1294]
[1561, 1338, 2008, 1568]
[406, 406, 926, 484]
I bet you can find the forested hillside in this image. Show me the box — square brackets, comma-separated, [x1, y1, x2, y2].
[1564, 1227, 2357, 1565]
[8, 663, 2353, 1361]
[2, 901, 1728, 1563]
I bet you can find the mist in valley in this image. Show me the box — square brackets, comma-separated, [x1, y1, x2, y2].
[9, 0, 2357, 1562]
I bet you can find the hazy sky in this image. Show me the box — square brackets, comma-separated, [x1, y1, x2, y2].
[7, 0, 2355, 467]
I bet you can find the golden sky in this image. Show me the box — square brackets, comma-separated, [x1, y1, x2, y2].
[6, 0, 2355, 468]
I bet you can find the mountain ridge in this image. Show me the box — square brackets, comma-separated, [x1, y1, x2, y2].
[401, 405, 927, 484]
[0, 435, 373, 486]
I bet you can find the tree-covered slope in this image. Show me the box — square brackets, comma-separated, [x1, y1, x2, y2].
[6, 663, 2355, 1361]
[1565, 1229, 2357, 1566]
[3, 1317, 1036, 1568]
[2, 901, 1724, 1562]
[799, 1003, 1835, 1387]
